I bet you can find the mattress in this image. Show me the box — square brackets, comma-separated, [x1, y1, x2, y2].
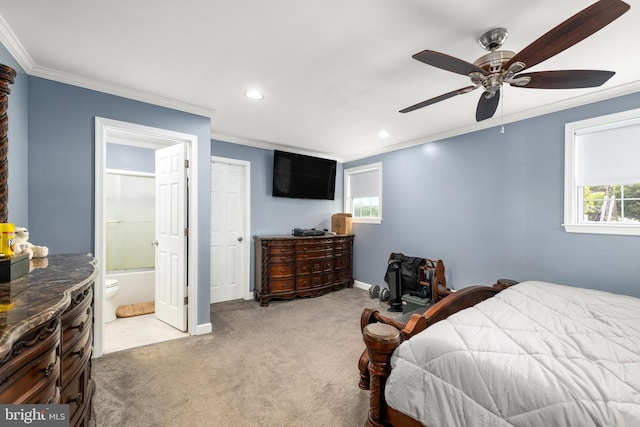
[386, 281, 640, 426]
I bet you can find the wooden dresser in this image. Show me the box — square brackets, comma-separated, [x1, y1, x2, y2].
[0, 254, 97, 427]
[254, 234, 354, 306]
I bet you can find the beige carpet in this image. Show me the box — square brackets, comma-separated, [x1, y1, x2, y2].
[92, 287, 399, 427]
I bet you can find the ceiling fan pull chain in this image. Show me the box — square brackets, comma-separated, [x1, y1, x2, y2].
[500, 89, 505, 134]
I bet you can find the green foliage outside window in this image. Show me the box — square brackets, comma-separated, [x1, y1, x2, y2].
[582, 184, 640, 223]
[353, 197, 379, 219]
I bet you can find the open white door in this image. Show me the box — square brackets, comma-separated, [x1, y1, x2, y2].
[155, 143, 188, 331]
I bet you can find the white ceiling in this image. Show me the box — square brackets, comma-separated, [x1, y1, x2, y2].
[0, 0, 638, 161]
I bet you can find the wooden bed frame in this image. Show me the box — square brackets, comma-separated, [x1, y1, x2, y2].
[358, 284, 506, 427]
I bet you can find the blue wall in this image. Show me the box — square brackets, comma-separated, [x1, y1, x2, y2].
[345, 92, 640, 298]
[211, 139, 343, 290]
[0, 44, 29, 226]
[106, 143, 155, 173]
[28, 77, 212, 325]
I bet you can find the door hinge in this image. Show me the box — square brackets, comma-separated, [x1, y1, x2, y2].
[184, 227, 189, 237]
[184, 159, 189, 168]
[184, 296, 188, 305]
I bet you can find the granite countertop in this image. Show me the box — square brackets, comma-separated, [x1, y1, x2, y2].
[0, 253, 97, 360]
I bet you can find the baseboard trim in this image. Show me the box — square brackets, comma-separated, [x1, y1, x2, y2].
[194, 322, 212, 335]
[354, 280, 372, 291]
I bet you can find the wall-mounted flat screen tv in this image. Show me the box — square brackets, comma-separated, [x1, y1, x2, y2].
[272, 150, 336, 200]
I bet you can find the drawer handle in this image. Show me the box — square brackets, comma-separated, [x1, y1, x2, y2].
[280, 268, 285, 273]
[43, 362, 55, 378]
[73, 321, 85, 333]
[72, 347, 85, 358]
[69, 392, 83, 405]
[280, 255, 285, 260]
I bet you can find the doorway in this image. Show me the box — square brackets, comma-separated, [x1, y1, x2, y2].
[94, 117, 199, 357]
[210, 157, 251, 303]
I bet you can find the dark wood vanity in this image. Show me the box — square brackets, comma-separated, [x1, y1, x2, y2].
[0, 254, 97, 427]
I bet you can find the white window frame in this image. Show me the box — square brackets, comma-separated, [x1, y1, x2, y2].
[344, 162, 382, 224]
[564, 108, 640, 236]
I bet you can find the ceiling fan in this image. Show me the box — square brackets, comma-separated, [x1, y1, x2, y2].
[400, 0, 630, 122]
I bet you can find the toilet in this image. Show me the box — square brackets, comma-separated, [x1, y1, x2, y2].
[104, 279, 120, 323]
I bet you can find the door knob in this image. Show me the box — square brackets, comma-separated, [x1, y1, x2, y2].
[237, 237, 243, 242]
[152, 240, 159, 246]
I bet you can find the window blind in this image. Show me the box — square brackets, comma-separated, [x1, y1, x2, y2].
[349, 168, 379, 198]
[575, 123, 640, 186]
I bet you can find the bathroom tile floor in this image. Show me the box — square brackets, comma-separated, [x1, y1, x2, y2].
[104, 313, 188, 354]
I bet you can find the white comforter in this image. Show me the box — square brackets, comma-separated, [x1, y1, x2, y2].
[386, 281, 640, 426]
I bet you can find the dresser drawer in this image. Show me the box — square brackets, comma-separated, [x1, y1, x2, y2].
[62, 304, 92, 351]
[296, 274, 312, 289]
[29, 379, 60, 405]
[309, 275, 323, 288]
[267, 242, 295, 253]
[61, 323, 92, 389]
[321, 272, 334, 285]
[296, 240, 333, 252]
[269, 264, 294, 278]
[269, 278, 294, 293]
[61, 286, 93, 326]
[61, 361, 90, 424]
[334, 257, 349, 269]
[334, 268, 351, 282]
[334, 237, 352, 245]
[0, 337, 59, 404]
[269, 251, 294, 262]
[296, 250, 327, 261]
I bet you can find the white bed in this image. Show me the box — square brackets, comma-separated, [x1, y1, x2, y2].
[385, 281, 640, 426]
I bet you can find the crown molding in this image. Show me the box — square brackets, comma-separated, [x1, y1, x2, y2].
[0, 13, 35, 72]
[342, 80, 640, 163]
[0, 13, 216, 125]
[30, 64, 217, 121]
[211, 131, 344, 162]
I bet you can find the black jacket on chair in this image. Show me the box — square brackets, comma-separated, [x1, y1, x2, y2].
[384, 253, 425, 295]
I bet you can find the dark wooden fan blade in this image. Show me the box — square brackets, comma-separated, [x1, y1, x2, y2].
[413, 50, 488, 76]
[476, 90, 500, 122]
[505, 0, 630, 72]
[400, 86, 477, 113]
[511, 70, 615, 89]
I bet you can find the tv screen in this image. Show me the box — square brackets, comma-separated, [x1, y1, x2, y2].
[272, 150, 336, 200]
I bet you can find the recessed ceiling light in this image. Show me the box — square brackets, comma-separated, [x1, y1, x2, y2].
[245, 89, 264, 100]
[378, 130, 389, 138]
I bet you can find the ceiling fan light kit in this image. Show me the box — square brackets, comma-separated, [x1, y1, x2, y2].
[400, 0, 631, 122]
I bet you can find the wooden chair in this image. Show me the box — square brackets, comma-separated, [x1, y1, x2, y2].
[419, 258, 448, 303]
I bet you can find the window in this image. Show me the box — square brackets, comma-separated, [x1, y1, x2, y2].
[344, 163, 382, 223]
[564, 108, 640, 235]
